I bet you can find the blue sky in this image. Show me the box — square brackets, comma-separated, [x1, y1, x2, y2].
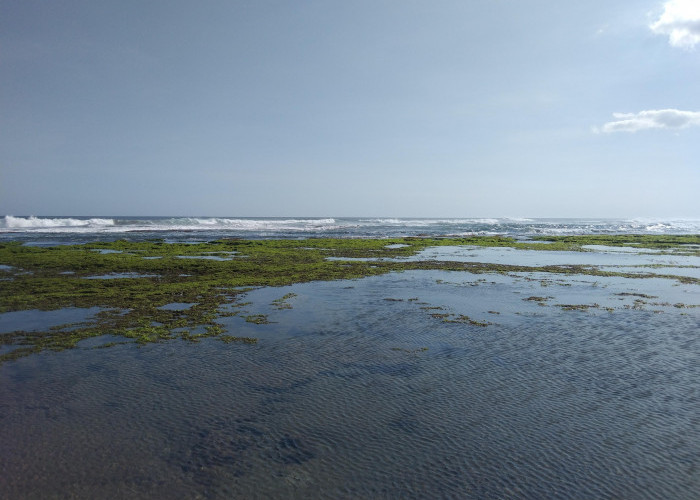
[1, 0, 698, 217]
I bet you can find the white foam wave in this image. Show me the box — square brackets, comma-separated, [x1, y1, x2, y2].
[2, 216, 698, 237]
[191, 218, 336, 228]
[1, 216, 115, 229]
[166, 218, 339, 232]
[0, 216, 340, 233]
[358, 218, 404, 224]
[357, 218, 507, 226]
[500, 217, 535, 223]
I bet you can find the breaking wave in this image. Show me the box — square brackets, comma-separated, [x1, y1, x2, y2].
[1, 216, 699, 240]
[0, 216, 340, 234]
[1, 216, 115, 229]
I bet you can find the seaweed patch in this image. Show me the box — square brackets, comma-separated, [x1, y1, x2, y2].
[0, 235, 697, 362]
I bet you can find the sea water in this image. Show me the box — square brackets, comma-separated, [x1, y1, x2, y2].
[3, 215, 700, 244]
[1, 217, 699, 498]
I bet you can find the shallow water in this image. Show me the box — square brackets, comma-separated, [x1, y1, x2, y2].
[0, 307, 105, 333]
[83, 272, 158, 280]
[408, 245, 699, 268]
[177, 254, 237, 261]
[403, 246, 700, 281]
[1, 269, 699, 499]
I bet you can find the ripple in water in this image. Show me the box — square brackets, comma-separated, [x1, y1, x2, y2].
[0, 271, 699, 498]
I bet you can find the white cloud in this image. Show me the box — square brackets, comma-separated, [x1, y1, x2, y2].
[597, 109, 700, 133]
[650, 0, 700, 49]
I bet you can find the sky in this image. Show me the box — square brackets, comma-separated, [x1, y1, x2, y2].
[1, 0, 698, 218]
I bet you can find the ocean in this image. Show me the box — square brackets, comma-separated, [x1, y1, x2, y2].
[2, 215, 700, 244]
[1, 215, 699, 498]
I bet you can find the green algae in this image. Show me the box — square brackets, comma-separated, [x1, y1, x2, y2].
[244, 314, 271, 325]
[0, 235, 698, 362]
[442, 314, 492, 326]
[615, 292, 658, 299]
[529, 234, 700, 253]
[271, 293, 297, 310]
[557, 303, 601, 311]
[430, 313, 451, 320]
[219, 335, 258, 344]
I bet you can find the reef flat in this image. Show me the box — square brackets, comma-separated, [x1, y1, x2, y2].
[1, 235, 698, 362]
